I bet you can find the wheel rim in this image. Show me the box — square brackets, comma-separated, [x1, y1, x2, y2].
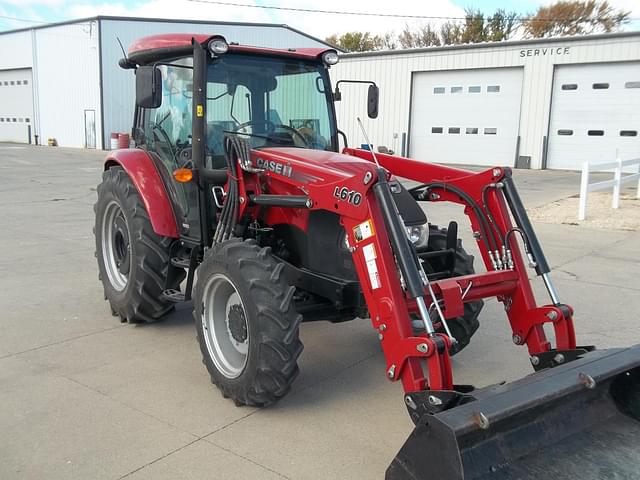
[101, 200, 131, 292]
[201, 273, 249, 379]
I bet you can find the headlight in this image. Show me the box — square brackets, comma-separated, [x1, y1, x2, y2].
[208, 38, 229, 55]
[322, 50, 339, 66]
[343, 233, 350, 250]
[405, 223, 429, 248]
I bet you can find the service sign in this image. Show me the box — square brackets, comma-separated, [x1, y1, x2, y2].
[520, 46, 571, 57]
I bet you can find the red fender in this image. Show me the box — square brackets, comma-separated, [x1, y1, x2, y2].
[104, 149, 179, 238]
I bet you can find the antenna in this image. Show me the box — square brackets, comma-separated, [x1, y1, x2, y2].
[116, 37, 128, 60]
[356, 117, 380, 168]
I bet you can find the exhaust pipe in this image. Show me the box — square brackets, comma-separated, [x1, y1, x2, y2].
[387, 345, 640, 480]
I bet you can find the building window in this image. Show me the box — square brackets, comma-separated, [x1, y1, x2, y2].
[468, 86, 481, 93]
[12, 118, 17, 122]
[448, 127, 461, 134]
[562, 84, 578, 91]
[451, 86, 463, 94]
[3, 81, 7, 85]
[625, 81, 640, 89]
[487, 85, 500, 93]
[431, 127, 443, 133]
[558, 129, 573, 135]
[16, 80, 21, 85]
[10, 81, 15, 85]
[23, 80, 28, 85]
[25, 118, 30, 123]
[433, 87, 445, 94]
[587, 130, 604, 136]
[0, 118, 3, 122]
[484, 127, 497, 135]
[620, 130, 637, 137]
[592, 83, 609, 89]
[466, 127, 478, 134]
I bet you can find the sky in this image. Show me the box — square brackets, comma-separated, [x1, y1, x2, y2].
[0, 0, 638, 40]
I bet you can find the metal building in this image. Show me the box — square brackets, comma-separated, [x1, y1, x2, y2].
[331, 32, 640, 170]
[0, 16, 331, 149]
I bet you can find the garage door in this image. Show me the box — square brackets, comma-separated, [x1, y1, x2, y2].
[409, 68, 524, 166]
[547, 62, 640, 170]
[0, 69, 34, 143]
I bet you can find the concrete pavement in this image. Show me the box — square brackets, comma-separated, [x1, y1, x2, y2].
[1, 143, 639, 479]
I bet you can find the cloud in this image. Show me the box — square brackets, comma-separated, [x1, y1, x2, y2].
[256, 0, 467, 38]
[67, 0, 272, 25]
[64, 0, 467, 40]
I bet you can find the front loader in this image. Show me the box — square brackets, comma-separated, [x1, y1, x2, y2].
[95, 34, 640, 478]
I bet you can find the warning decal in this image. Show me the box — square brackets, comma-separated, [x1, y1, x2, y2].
[362, 243, 381, 290]
[353, 219, 375, 243]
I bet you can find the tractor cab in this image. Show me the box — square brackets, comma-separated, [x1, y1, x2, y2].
[128, 35, 347, 243]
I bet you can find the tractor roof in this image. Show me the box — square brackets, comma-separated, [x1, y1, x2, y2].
[127, 33, 333, 65]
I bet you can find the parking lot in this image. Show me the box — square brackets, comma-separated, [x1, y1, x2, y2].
[1, 143, 639, 479]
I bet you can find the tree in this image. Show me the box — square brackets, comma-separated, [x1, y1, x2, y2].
[486, 9, 519, 41]
[398, 24, 441, 48]
[522, 1, 630, 38]
[461, 9, 486, 44]
[440, 21, 463, 45]
[325, 31, 388, 52]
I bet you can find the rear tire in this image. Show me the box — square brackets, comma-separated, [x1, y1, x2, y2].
[94, 166, 184, 323]
[194, 238, 303, 407]
[423, 225, 483, 355]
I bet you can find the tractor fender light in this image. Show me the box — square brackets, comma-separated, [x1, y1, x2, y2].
[208, 38, 229, 55]
[322, 50, 339, 66]
[173, 168, 193, 183]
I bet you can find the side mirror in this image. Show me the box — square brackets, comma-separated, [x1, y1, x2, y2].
[136, 66, 162, 109]
[367, 84, 379, 119]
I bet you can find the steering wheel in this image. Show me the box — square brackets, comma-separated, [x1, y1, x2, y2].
[233, 120, 310, 148]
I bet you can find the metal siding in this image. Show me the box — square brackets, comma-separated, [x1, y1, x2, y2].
[100, 19, 328, 146]
[0, 31, 33, 69]
[332, 35, 640, 169]
[34, 22, 102, 148]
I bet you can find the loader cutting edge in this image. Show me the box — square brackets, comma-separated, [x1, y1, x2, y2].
[387, 345, 640, 480]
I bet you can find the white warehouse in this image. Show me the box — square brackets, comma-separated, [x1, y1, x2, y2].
[0, 16, 330, 149]
[331, 32, 640, 170]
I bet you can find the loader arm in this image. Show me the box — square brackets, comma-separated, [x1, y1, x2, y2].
[232, 145, 577, 396]
[221, 144, 640, 480]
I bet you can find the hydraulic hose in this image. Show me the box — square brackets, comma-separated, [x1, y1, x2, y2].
[411, 183, 499, 253]
[481, 183, 506, 247]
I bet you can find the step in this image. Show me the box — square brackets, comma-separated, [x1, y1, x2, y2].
[162, 289, 185, 303]
[171, 256, 191, 269]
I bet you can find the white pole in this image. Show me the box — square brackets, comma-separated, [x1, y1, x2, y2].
[637, 159, 640, 199]
[612, 151, 621, 209]
[579, 160, 589, 220]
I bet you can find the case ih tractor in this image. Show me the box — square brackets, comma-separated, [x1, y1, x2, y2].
[95, 34, 640, 478]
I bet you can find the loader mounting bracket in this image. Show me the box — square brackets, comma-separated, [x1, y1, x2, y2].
[404, 386, 476, 424]
[530, 345, 596, 372]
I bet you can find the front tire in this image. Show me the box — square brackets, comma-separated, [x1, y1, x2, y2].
[94, 166, 183, 323]
[194, 238, 303, 407]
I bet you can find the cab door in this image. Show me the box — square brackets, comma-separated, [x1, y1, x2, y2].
[138, 59, 202, 242]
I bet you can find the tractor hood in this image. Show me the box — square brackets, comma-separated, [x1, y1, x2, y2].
[256, 147, 427, 226]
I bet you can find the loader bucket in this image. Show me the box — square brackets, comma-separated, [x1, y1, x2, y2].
[387, 345, 640, 480]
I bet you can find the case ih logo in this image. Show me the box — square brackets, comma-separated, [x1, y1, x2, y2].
[256, 158, 293, 177]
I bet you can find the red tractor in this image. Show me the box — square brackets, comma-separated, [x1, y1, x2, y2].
[95, 34, 640, 479]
